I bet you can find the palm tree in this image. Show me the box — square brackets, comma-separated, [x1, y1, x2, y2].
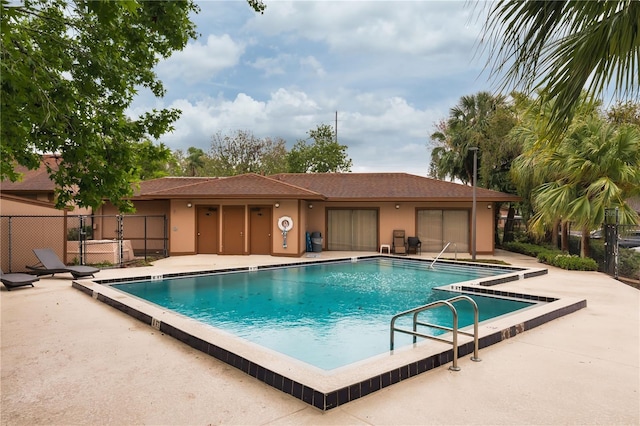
[430, 92, 520, 244]
[186, 147, 206, 177]
[526, 117, 640, 257]
[510, 92, 569, 247]
[482, 1, 640, 138]
[429, 91, 513, 185]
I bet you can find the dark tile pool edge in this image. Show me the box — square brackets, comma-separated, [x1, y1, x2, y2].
[459, 284, 557, 302]
[71, 280, 586, 411]
[93, 255, 534, 286]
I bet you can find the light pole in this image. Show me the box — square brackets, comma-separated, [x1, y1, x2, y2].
[469, 147, 478, 260]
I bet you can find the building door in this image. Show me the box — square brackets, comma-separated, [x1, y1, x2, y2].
[222, 205, 245, 254]
[197, 206, 218, 254]
[249, 206, 272, 254]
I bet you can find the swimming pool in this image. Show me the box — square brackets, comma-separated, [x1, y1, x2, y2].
[111, 258, 534, 370]
[74, 255, 586, 410]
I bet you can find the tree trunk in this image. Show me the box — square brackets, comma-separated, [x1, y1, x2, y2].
[580, 228, 590, 258]
[561, 221, 569, 252]
[551, 218, 560, 248]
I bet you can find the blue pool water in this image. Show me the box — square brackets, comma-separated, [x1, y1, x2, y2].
[113, 258, 534, 370]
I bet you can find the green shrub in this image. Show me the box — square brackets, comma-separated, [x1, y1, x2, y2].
[537, 250, 557, 264]
[619, 249, 640, 280]
[502, 241, 598, 271]
[551, 254, 598, 271]
[502, 241, 553, 258]
[504, 236, 638, 277]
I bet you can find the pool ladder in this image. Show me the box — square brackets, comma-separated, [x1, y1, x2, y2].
[389, 295, 481, 371]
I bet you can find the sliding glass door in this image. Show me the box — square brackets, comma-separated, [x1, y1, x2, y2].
[417, 209, 469, 252]
[327, 209, 378, 251]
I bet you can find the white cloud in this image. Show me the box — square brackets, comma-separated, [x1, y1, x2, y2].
[299, 56, 326, 77]
[133, 1, 498, 177]
[157, 34, 245, 82]
[248, 54, 290, 76]
[245, 1, 482, 56]
[154, 86, 436, 175]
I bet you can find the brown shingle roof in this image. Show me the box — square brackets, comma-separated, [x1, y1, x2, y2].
[135, 177, 219, 196]
[2, 158, 521, 203]
[0, 155, 60, 192]
[270, 173, 520, 201]
[134, 174, 324, 200]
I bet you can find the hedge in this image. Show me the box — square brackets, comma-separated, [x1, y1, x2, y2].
[502, 241, 598, 271]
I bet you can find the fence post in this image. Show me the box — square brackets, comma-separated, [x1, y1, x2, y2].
[143, 215, 148, 262]
[117, 215, 124, 267]
[163, 214, 168, 258]
[79, 215, 85, 265]
[604, 208, 619, 280]
[7, 216, 13, 272]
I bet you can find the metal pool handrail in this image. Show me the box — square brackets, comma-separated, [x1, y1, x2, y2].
[430, 242, 451, 268]
[389, 295, 481, 371]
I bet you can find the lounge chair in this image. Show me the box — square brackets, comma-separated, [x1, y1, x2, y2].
[407, 237, 422, 255]
[0, 268, 39, 291]
[392, 230, 408, 255]
[27, 248, 100, 279]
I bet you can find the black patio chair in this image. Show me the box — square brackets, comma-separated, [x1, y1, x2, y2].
[407, 237, 422, 255]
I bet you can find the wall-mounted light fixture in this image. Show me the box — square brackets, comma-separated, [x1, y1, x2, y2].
[186, 202, 193, 208]
[308, 204, 313, 209]
[395, 204, 400, 209]
[487, 204, 492, 209]
[274, 202, 280, 208]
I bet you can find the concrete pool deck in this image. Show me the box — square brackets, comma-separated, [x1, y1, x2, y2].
[1, 250, 638, 425]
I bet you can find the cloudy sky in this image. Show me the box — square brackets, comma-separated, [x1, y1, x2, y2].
[131, 1, 499, 176]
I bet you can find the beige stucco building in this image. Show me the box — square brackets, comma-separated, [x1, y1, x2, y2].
[98, 173, 520, 257]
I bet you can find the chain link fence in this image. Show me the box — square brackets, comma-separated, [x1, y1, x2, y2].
[602, 208, 640, 280]
[1, 214, 167, 273]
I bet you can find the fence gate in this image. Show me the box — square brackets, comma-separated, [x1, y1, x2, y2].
[1, 214, 167, 273]
[603, 208, 619, 279]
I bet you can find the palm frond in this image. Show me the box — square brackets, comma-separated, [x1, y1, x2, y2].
[482, 1, 640, 138]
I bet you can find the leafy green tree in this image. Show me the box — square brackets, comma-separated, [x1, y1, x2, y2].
[0, 0, 265, 211]
[258, 137, 289, 176]
[209, 130, 288, 176]
[133, 140, 176, 181]
[607, 101, 640, 127]
[168, 149, 186, 176]
[287, 124, 352, 173]
[482, 1, 640, 138]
